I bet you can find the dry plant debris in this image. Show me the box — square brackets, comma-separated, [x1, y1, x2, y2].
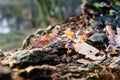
[1, 0, 120, 80]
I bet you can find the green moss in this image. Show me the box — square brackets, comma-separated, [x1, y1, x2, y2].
[92, 2, 101, 9]
[21, 34, 35, 49]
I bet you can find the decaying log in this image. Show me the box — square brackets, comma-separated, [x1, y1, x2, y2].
[1, 49, 61, 68]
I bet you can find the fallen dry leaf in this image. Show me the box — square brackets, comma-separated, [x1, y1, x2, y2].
[73, 42, 106, 61]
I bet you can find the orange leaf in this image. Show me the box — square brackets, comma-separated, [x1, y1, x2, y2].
[45, 34, 51, 38]
[64, 31, 74, 39]
[40, 40, 50, 45]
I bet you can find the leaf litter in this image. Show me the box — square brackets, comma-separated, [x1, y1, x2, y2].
[1, 0, 120, 80]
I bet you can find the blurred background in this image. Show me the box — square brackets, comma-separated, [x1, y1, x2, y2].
[0, 0, 82, 51]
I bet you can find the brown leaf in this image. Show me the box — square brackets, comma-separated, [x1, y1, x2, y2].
[73, 42, 106, 61]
